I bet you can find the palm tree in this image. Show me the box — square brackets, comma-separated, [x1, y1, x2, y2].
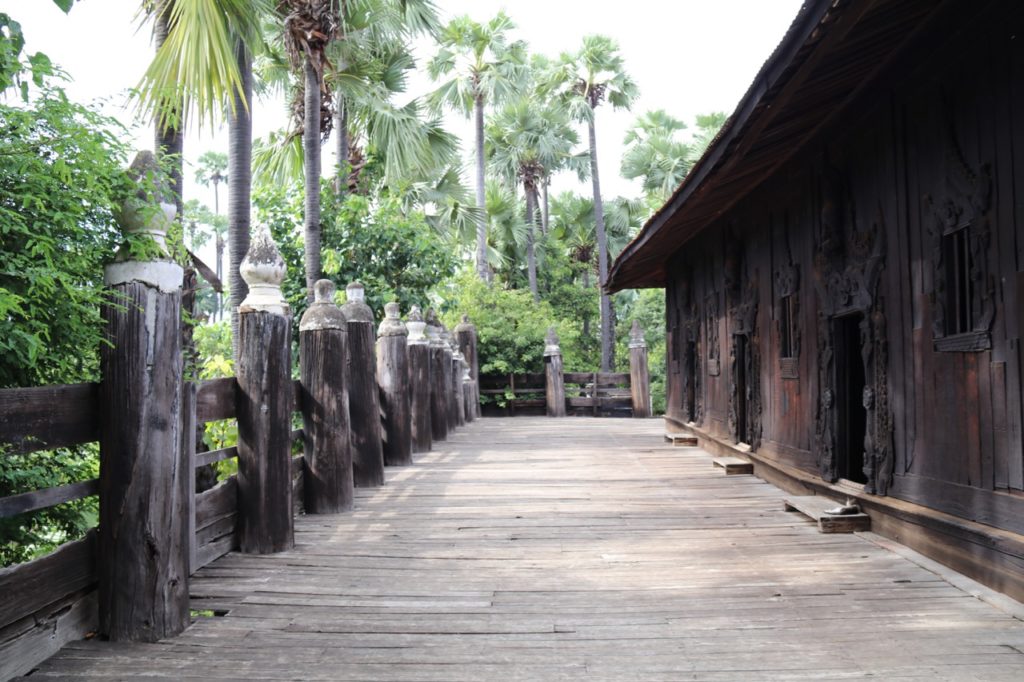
[487, 97, 582, 302]
[427, 11, 527, 282]
[136, 0, 272, 358]
[621, 110, 728, 206]
[280, 1, 341, 301]
[543, 35, 638, 372]
[195, 151, 228, 319]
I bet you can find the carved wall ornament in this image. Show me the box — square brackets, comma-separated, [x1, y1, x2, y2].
[727, 271, 762, 450]
[925, 128, 995, 352]
[705, 292, 720, 376]
[813, 165, 893, 495]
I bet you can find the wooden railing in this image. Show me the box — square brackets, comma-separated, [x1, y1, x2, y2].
[478, 322, 652, 419]
[0, 231, 481, 677]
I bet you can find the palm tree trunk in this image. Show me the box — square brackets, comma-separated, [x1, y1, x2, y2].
[588, 114, 613, 372]
[541, 181, 550, 234]
[334, 95, 348, 196]
[524, 183, 539, 303]
[303, 58, 322, 302]
[474, 94, 489, 282]
[153, 2, 183, 219]
[228, 41, 253, 361]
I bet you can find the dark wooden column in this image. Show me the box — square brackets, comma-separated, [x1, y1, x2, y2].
[377, 302, 412, 466]
[426, 309, 449, 442]
[454, 314, 480, 417]
[342, 282, 385, 487]
[544, 326, 567, 417]
[406, 306, 432, 453]
[98, 183, 189, 641]
[299, 279, 353, 513]
[629, 320, 652, 418]
[236, 226, 294, 553]
[453, 347, 466, 428]
[440, 327, 458, 432]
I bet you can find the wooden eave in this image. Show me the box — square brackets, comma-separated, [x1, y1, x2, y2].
[606, 0, 945, 292]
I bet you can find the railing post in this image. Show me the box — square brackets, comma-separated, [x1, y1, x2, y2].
[377, 302, 412, 466]
[342, 282, 385, 487]
[406, 306, 432, 453]
[236, 226, 294, 554]
[461, 355, 476, 423]
[98, 152, 188, 641]
[426, 309, 449, 442]
[452, 345, 467, 428]
[543, 326, 566, 417]
[454, 314, 480, 417]
[629, 320, 652, 418]
[299, 279, 353, 513]
[440, 326, 458, 432]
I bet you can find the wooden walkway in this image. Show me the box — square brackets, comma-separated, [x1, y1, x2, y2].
[33, 418, 1024, 680]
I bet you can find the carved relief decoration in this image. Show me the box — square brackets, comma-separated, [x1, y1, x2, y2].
[813, 164, 893, 495]
[726, 258, 762, 450]
[775, 243, 801, 379]
[925, 120, 994, 352]
[680, 275, 703, 424]
[705, 292, 720, 376]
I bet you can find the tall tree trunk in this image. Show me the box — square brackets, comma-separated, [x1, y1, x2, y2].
[588, 114, 613, 372]
[303, 58, 322, 302]
[333, 95, 348, 196]
[228, 41, 253, 361]
[524, 182, 539, 303]
[153, 2, 183, 219]
[215, 235, 224, 321]
[474, 94, 489, 282]
[541, 180, 550, 234]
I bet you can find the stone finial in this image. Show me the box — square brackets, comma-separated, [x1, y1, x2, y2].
[377, 301, 408, 337]
[543, 326, 561, 357]
[340, 281, 374, 323]
[116, 151, 175, 257]
[461, 358, 472, 382]
[454, 313, 476, 333]
[425, 308, 445, 347]
[239, 225, 288, 315]
[406, 305, 428, 345]
[439, 327, 455, 353]
[299, 279, 347, 331]
[629, 320, 647, 349]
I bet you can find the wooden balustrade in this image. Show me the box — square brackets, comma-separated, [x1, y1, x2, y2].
[0, 227, 480, 676]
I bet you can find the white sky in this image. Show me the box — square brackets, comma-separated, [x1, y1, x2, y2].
[3, 0, 803, 238]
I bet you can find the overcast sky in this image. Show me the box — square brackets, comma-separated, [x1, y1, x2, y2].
[3, 0, 803, 219]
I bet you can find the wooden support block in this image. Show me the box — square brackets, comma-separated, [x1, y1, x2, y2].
[712, 456, 753, 475]
[784, 495, 871, 533]
[664, 432, 698, 446]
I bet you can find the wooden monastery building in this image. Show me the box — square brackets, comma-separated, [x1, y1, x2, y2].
[607, 0, 1024, 599]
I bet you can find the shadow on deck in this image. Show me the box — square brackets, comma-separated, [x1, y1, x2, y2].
[31, 418, 1024, 680]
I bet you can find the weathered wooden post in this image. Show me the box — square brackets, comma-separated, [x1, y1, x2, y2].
[454, 314, 480, 417]
[452, 345, 467, 428]
[236, 226, 294, 554]
[461, 355, 476, 423]
[377, 302, 412, 466]
[440, 327, 458, 431]
[406, 306, 432, 453]
[299, 279, 353, 513]
[543, 326, 567, 417]
[342, 282, 385, 487]
[629, 320, 652, 418]
[98, 152, 189, 642]
[426, 309, 449, 442]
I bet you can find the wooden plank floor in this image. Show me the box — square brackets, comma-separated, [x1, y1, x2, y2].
[32, 418, 1024, 680]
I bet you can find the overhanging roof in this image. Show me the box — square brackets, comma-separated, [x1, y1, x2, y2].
[606, 0, 945, 292]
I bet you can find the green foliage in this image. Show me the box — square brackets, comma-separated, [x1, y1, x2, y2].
[255, 180, 457, 324]
[438, 269, 581, 380]
[193, 321, 238, 479]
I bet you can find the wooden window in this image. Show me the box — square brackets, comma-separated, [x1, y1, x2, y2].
[780, 295, 795, 359]
[943, 225, 973, 336]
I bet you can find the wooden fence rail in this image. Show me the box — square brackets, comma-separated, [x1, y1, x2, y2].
[0, 225, 479, 678]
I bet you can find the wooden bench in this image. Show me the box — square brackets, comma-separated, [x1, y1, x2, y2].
[783, 495, 871, 533]
[712, 456, 753, 475]
[664, 432, 698, 446]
